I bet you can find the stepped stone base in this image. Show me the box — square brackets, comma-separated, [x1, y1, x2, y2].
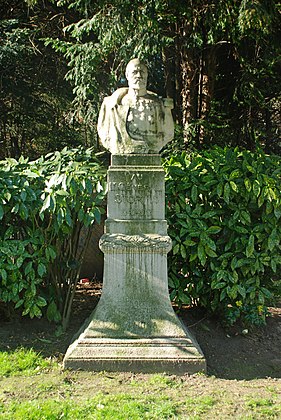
[64, 297, 206, 374]
[64, 334, 206, 375]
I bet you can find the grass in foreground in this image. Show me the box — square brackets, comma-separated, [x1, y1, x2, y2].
[0, 348, 55, 377]
[0, 348, 281, 419]
[0, 394, 179, 420]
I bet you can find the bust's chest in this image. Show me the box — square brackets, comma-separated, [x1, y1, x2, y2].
[127, 99, 156, 124]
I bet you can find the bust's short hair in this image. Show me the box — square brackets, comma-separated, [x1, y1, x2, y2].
[125, 58, 147, 78]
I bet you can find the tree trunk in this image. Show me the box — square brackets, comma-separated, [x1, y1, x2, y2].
[197, 46, 217, 145]
[180, 44, 217, 148]
[163, 22, 183, 126]
[164, 19, 217, 150]
[180, 47, 199, 145]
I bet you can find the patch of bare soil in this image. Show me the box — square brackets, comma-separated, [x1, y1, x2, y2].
[180, 304, 281, 380]
[0, 283, 280, 380]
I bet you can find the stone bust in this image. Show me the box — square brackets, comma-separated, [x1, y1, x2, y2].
[97, 58, 174, 154]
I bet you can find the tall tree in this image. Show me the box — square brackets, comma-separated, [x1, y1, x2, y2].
[3, 1, 279, 155]
[0, 0, 84, 158]
[48, 0, 280, 152]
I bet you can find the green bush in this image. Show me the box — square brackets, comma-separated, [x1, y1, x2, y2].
[164, 147, 281, 326]
[0, 147, 106, 329]
[2, 145, 280, 328]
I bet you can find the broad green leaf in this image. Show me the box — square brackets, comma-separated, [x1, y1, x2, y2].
[207, 226, 221, 234]
[237, 285, 246, 299]
[246, 234, 255, 257]
[220, 289, 227, 301]
[198, 243, 206, 266]
[189, 252, 197, 262]
[0, 269, 7, 284]
[94, 207, 101, 224]
[36, 296, 47, 307]
[274, 205, 281, 219]
[45, 246, 56, 260]
[168, 277, 175, 288]
[20, 203, 29, 220]
[227, 284, 238, 299]
[178, 220, 190, 229]
[229, 169, 241, 180]
[173, 243, 179, 255]
[191, 185, 198, 203]
[241, 210, 251, 225]
[268, 228, 279, 251]
[253, 180, 261, 197]
[267, 188, 277, 201]
[14, 299, 24, 309]
[235, 257, 248, 267]
[258, 195, 264, 207]
[202, 210, 217, 219]
[20, 190, 27, 201]
[65, 208, 72, 226]
[235, 226, 249, 234]
[184, 239, 197, 247]
[271, 259, 277, 273]
[38, 263, 46, 277]
[24, 261, 33, 275]
[205, 246, 217, 258]
[180, 227, 188, 238]
[16, 257, 24, 268]
[41, 194, 51, 213]
[201, 234, 216, 251]
[56, 207, 64, 226]
[55, 189, 69, 196]
[230, 181, 238, 192]
[211, 281, 226, 290]
[223, 183, 230, 204]
[266, 201, 273, 215]
[178, 291, 191, 305]
[47, 300, 61, 323]
[4, 191, 12, 201]
[30, 304, 42, 319]
[180, 244, 187, 259]
[260, 287, 272, 299]
[244, 178, 251, 192]
[11, 203, 19, 214]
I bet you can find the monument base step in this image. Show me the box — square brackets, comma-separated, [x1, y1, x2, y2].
[63, 327, 206, 375]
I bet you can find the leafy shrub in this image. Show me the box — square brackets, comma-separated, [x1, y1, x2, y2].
[164, 147, 281, 325]
[0, 147, 106, 329]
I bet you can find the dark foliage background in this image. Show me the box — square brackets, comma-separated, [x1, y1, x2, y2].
[1, 0, 280, 157]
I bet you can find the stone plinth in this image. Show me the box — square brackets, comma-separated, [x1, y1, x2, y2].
[63, 155, 206, 374]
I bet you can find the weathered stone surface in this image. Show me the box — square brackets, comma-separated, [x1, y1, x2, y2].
[63, 154, 206, 374]
[105, 219, 168, 235]
[64, 335, 205, 374]
[97, 59, 174, 154]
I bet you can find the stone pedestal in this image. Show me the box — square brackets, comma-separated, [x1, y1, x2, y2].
[63, 155, 206, 374]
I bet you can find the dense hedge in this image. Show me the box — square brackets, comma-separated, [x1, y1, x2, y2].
[0, 148, 106, 329]
[1, 146, 281, 328]
[164, 147, 281, 325]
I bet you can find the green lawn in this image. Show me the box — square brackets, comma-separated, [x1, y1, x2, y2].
[0, 348, 280, 419]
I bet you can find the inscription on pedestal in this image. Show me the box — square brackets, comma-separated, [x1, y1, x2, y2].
[108, 168, 165, 220]
[109, 181, 162, 205]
